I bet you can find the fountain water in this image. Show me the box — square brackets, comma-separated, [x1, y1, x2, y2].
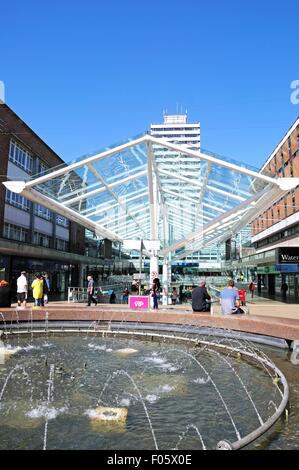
[0, 320, 294, 450]
[43, 364, 55, 450]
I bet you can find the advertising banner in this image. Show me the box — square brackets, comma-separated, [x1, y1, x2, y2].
[128, 295, 150, 309]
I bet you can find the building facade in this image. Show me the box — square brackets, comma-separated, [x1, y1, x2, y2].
[0, 104, 134, 299]
[150, 112, 201, 150]
[150, 113, 221, 273]
[249, 116, 299, 300]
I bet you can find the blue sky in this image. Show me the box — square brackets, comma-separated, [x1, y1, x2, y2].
[1, 0, 298, 168]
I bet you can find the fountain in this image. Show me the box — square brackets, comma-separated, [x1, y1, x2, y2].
[0, 311, 297, 450]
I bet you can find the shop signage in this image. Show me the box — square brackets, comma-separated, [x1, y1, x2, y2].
[128, 295, 150, 309]
[277, 247, 299, 264]
[257, 266, 280, 274]
[275, 264, 299, 273]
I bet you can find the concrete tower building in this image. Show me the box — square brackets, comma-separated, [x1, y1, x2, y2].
[150, 112, 200, 150]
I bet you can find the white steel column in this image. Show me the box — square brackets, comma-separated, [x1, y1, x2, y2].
[162, 258, 168, 305]
[150, 255, 159, 286]
[147, 142, 158, 240]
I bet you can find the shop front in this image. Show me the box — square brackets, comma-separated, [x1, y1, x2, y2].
[256, 247, 299, 301]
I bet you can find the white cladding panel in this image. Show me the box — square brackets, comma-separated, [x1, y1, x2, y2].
[55, 225, 69, 240]
[7, 161, 30, 180]
[34, 217, 53, 235]
[4, 204, 30, 227]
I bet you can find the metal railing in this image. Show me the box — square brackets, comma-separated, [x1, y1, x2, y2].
[68, 283, 130, 303]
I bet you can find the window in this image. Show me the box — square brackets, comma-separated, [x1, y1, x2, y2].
[55, 238, 69, 251]
[5, 189, 30, 211]
[3, 223, 29, 242]
[56, 214, 69, 227]
[9, 140, 33, 173]
[33, 232, 52, 248]
[290, 158, 294, 177]
[280, 151, 285, 176]
[36, 160, 48, 176]
[292, 190, 296, 212]
[34, 204, 52, 220]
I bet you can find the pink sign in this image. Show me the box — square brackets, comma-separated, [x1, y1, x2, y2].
[129, 295, 150, 309]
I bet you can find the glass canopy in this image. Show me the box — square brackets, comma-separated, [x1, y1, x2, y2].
[5, 133, 295, 258]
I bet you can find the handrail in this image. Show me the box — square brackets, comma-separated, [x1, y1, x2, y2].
[68, 283, 130, 302]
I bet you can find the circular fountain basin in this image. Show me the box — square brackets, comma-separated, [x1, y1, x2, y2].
[0, 330, 293, 450]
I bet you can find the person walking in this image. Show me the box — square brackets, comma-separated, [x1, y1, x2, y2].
[220, 279, 240, 315]
[31, 273, 44, 307]
[171, 287, 178, 305]
[281, 282, 288, 301]
[86, 275, 97, 307]
[41, 273, 50, 306]
[248, 281, 256, 299]
[192, 280, 211, 312]
[16, 271, 28, 308]
[151, 277, 160, 310]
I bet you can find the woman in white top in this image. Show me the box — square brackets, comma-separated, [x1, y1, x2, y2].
[17, 271, 28, 307]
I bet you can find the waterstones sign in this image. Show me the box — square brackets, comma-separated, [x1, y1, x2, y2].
[277, 247, 299, 264]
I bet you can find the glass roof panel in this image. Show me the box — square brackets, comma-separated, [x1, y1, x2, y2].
[25, 133, 273, 253]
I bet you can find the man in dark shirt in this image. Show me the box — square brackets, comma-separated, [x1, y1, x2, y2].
[192, 280, 211, 312]
[87, 275, 97, 307]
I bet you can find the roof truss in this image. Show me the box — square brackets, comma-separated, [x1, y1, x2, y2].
[3, 133, 299, 256]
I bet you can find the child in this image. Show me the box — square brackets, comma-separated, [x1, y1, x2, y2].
[238, 288, 246, 306]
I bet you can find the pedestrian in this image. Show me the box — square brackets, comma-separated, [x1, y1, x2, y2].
[238, 288, 246, 306]
[16, 270, 28, 308]
[151, 277, 160, 310]
[122, 288, 129, 304]
[171, 287, 178, 305]
[192, 280, 211, 312]
[248, 281, 256, 299]
[179, 285, 183, 304]
[131, 280, 138, 293]
[31, 273, 44, 307]
[86, 275, 97, 307]
[281, 282, 288, 301]
[109, 290, 116, 304]
[220, 279, 241, 315]
[41, 273, 50, 306]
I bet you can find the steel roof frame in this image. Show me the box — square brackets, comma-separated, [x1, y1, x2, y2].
[4, 133, 299, 257]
